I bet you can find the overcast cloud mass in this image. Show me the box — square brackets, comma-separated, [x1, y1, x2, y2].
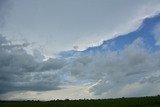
[0, 0, 160, 100]
[1, 0, 160, 54]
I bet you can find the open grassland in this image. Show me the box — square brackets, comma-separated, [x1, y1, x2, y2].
[0, 96, 160, 107]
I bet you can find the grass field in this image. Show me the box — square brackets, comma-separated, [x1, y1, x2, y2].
[0, 96, 160, 107]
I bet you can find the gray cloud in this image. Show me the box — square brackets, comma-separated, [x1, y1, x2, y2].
[0, 0, 12, 28]
[0, 35, 66, 94]
[39, 58, 66, 71]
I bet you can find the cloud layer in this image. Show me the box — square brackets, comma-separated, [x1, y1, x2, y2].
[1, 0, 160, 54]
[0, 32, 160, 99]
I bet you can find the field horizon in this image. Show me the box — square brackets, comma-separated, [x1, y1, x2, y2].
[0, 95, 160, 107]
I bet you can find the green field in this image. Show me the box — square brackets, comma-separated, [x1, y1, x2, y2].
[0, 96, 160, 107]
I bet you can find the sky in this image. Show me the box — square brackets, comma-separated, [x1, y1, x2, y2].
[1, 0, 160, 55]
[0, 0, 160, 100]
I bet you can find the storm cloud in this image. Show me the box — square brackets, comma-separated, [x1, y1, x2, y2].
[0, 35, 66, 94]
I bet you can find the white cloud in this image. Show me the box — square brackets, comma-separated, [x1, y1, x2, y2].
[63, 38, 160, 98]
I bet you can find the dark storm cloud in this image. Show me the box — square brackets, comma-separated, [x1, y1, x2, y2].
[0, 35, 66, 94]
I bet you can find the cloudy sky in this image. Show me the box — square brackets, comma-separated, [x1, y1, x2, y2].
[0, 0, 160, 100]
